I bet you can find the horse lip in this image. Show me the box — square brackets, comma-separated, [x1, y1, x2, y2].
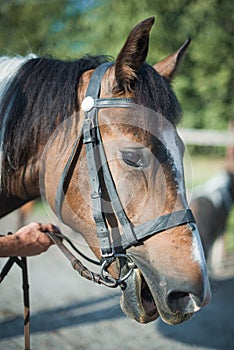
[139, 271, 159, 320]
[138, 271, 193, 325]
[120, 267, 195, 325]
[120, 268, 159, 323]
[139, 275, 195, 325]
[124, 253, 198, 325]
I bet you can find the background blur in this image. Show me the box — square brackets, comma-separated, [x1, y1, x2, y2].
[0, 1, 234, 349]
[0, 0, 233, 131]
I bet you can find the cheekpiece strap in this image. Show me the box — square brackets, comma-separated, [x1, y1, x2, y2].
[82, 62, 138, 257]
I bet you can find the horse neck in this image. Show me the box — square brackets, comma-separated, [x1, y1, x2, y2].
[0, 156, 41, 218]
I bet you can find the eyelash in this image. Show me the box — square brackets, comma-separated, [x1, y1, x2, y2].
[120, 150, 145, 168]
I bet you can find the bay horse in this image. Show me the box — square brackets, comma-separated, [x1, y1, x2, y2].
[0, 17, 211, 326]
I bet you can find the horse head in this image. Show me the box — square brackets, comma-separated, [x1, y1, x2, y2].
[43, 17, 211, 325]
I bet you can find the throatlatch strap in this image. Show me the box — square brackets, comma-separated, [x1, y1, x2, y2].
[55, 133, 82, 222]
[55, 62, 113, 223]
[83, 62, 114, 256]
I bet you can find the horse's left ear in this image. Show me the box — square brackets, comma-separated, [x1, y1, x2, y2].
[114, 17, 155, 94]
[154, 38, 191, 82]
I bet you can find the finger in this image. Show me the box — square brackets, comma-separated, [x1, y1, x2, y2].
[39, 231, 55, 245]
[40, 223, 61, 234]
[28, 221, 42, 229]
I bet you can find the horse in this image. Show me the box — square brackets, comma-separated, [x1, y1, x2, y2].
[191, 171, 234, 274]
[0, 17, 211, 326]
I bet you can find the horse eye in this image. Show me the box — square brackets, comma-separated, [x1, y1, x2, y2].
[120, 149, 144, 168]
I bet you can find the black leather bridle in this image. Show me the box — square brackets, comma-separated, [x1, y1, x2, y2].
[0, 62, 197, 350]
[0, 62, 196, 349]
[52, 61, 196, 287]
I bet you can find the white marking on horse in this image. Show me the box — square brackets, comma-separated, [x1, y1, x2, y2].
[0, 54, 36, 189]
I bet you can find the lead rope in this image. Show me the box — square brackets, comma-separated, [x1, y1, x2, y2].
[21, 257, 30, 350]
[0, 229, 135, 349]
[44, 230, 134, 288]
[0, 254, 30, 350]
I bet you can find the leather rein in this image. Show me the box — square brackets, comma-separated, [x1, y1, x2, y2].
[51, 61, 196, 288]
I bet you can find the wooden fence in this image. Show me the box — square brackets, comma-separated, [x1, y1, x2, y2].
[178, 128, 234, 146]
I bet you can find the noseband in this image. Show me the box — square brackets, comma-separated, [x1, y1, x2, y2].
[53, 62, 196, 287]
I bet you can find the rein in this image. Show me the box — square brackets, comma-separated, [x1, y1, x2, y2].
[54, 61, 196, 287]
[0, 241, 30, 349]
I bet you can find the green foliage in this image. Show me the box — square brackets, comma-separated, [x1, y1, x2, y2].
[226, 207, 234, 254]
[0, 0, 63, 55]
[0, 0, 233, 130]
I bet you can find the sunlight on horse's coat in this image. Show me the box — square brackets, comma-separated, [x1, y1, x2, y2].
[0, 18, 211, 326]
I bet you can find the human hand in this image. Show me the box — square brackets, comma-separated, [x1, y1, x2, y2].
[1, 222, 60, 257]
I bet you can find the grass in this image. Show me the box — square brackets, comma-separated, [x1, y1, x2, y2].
[184, 152, 226, 188]
[226, 207, 234, 254]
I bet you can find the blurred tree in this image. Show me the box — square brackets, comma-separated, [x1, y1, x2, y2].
[0, 0, 64, 55]
[0, 0, 87, 57]
[0, 0, 233, 130]
[77, 0, 234, 130]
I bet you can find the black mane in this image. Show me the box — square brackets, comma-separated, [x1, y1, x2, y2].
[0, 55, 182, 185]
[135, 63, 182, 125]
[0, 55, 109, 173]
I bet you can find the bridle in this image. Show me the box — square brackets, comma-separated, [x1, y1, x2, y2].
[52, 61, 196, 288]
[0, 61, 196, 350]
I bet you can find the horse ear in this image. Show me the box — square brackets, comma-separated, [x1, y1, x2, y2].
[114, 17, 155, 94]
[154, 38, 191, 82]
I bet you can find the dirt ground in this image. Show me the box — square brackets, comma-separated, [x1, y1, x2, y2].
[0, 207, 233, 350]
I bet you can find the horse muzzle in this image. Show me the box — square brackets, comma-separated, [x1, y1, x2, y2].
[120, 265, 211, 325]
[120, 224, 211, 325]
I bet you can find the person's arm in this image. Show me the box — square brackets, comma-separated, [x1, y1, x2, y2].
[0, 222, 58, 257]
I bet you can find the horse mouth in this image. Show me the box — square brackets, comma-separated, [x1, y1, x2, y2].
[120, 268, 193, 324]
[140, 274, 159, 320]
[120, 269, 159, 323]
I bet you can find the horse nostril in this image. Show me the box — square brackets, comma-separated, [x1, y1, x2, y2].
[167, 291, 191, 313]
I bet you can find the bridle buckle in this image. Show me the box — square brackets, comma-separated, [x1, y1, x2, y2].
[100, 253, 135, 287]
